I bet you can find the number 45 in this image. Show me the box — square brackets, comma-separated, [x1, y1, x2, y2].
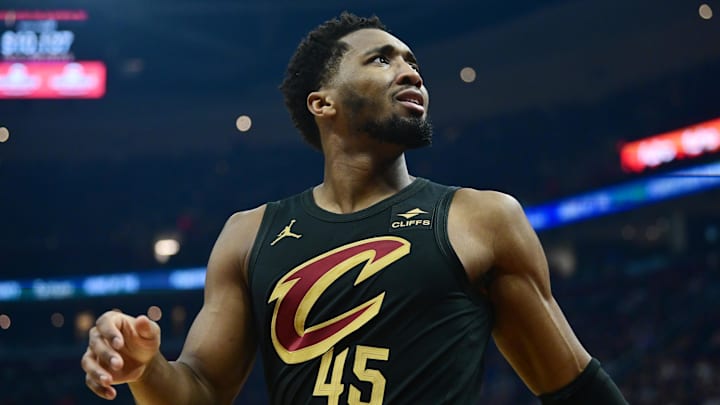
[313, 345, 390, 405]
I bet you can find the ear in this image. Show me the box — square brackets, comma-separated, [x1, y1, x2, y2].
[307, 91, 336, 118]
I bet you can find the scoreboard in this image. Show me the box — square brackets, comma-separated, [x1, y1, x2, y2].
[0, 9, 106, 99]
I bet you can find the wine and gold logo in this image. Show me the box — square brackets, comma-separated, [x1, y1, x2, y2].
[268, 236, 410, 364]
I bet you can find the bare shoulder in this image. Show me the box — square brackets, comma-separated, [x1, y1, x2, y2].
[210, 204, 268, 282]
[223, 204, 268, 240]
[447, 188, 522, 283]
[452, 188, 525, 225]
[448, 188, 530, 284]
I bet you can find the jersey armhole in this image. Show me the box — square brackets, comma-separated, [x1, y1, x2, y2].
[433, 187, 488, 303]
[247, 201, 280, 287]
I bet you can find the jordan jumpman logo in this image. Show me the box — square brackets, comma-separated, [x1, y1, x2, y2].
[271, 219, 303, 246]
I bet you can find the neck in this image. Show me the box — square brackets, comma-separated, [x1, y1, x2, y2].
[314, 138, 414, 214]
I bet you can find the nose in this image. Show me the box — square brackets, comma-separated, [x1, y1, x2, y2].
[395, 62, 423, 88]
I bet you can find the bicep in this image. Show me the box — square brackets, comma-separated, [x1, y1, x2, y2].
[176, 212, 261, 404]
[487, 194, 590, 395]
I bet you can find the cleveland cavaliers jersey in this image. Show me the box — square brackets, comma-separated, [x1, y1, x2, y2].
[248, 178, 493, 405]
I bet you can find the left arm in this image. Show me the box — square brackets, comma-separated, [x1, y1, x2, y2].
[448, 189, 626, 401]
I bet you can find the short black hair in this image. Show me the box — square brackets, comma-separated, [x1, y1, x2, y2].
[280, 12, 387, 150]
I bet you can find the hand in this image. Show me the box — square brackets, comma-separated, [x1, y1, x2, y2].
[81, 311, 161, 400]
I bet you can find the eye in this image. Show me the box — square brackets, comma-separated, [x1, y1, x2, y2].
[408, 62, 420, 73]
[372, 55, 390, 65]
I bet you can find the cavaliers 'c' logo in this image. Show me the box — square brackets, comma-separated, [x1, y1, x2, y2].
[268, 236, 410, 364]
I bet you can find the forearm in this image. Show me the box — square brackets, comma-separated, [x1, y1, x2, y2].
[128, 354, 216, 405]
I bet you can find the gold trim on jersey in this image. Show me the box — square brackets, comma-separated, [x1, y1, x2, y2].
[268, 236, 411, 364]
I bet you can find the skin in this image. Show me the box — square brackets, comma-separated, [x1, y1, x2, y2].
[81, 28, 591, 403]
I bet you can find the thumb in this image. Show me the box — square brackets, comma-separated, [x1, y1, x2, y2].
[134, 315, 160, 341]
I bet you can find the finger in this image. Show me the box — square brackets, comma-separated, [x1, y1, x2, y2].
[88, 327, 123, 371]
[85, 372, 117, 400]
[81, 349, 114, 387]
[135, 315, 160, 340]
[95, 312, 126, 350]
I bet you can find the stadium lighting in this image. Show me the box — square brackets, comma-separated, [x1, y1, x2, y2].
[236, 115, 252, 132]
[154, 238, 180, 257]
[699, 4, 713, 20]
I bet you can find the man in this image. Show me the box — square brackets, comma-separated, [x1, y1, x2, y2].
[81, 12, 627, 404]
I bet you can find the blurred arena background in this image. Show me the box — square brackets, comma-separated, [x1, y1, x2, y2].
[1, 0, 719, 403]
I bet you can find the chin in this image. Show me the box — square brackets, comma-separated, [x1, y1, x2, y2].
[364, 115, 433, 149]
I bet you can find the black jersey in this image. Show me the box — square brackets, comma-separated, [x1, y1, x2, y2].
[248, 178, 493, 405]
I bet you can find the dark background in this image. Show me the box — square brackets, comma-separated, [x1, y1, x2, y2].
[1, 0, 719, 403]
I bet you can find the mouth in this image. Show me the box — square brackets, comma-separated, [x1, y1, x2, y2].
[395, 89, 425, 115]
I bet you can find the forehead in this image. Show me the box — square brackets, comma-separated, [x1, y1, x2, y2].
[339, 28, 413, 57]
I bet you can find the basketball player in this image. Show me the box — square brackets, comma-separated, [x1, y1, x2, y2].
[81, 12, 627, 404]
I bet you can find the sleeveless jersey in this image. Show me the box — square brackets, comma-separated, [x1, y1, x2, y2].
[248, 178, 494, 405]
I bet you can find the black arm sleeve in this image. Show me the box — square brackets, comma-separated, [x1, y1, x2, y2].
[538, 358, 628, 405]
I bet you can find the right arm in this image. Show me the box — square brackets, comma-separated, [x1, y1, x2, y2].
[82, 206, 266, 405]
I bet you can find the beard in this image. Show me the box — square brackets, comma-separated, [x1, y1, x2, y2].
[363, 115, 433, 149]
[343, 88, 433, 149]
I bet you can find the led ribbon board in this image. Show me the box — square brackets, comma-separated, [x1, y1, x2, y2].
[621, 117, 720, 173]
[0, 268, 207, 302]
[526, 160, 720, 231]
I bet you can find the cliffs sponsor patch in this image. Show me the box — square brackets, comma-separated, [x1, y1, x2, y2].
[390, 206, 433, 230]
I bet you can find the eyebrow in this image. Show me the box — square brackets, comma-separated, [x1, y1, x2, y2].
[362, 44, 418, 65]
